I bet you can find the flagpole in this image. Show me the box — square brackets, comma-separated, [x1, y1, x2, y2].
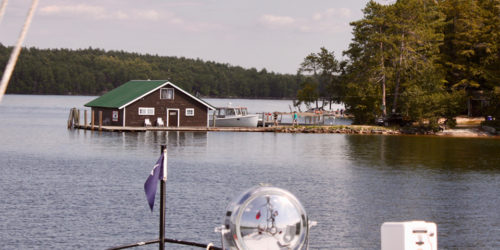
[108, 143, 223, 250]
[159, 144, 167, 250]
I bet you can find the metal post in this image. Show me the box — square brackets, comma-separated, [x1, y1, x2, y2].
[159, 145, 167, 250]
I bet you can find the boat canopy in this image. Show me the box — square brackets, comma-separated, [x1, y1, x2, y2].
[215, 107, 249, 117]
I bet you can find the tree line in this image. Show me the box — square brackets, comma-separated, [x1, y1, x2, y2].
[296, 0, 499, 125]
[1, 0, 498, 126]
[0, 44, 304, 98]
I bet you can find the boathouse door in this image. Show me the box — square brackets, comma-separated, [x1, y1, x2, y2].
[167, 109, 179, 127]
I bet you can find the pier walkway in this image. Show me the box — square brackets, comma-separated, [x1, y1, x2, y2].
[72, 124, 404, 136]
[67, 108, 351, 132]
[74, 124, 278, 132]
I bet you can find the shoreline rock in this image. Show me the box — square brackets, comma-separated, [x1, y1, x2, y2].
[270, 125, 496, 137]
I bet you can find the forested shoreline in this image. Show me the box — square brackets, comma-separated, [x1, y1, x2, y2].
[0, 44, 303, 98]
[1, 0, 498, 126]
[295, 0, 499, 126]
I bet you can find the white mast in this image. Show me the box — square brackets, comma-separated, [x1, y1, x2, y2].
[0, 0, 9, 25]
[0, 0, 39, 103]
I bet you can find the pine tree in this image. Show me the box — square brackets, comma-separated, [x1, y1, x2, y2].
[342, 1, 392, 123]
[342, 0, 448, 124]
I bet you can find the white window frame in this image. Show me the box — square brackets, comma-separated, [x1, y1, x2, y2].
[160, 88, 174, 100]
[185, 108, 195, 116]
[138, 107, 155, 115]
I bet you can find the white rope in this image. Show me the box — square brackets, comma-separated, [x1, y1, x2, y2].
[0, 0, 38, 103]
[0, 0, 8, 25]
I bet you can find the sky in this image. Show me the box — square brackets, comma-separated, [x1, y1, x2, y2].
[0, 0, 393, 74]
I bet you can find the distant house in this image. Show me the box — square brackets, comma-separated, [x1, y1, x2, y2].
[85, 80, 215, 127]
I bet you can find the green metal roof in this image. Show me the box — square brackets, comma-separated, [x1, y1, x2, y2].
[85, 80, 168, 108]
[84, 80, 216, 110]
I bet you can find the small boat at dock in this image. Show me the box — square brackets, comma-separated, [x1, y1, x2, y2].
[211, 105, 258, 127]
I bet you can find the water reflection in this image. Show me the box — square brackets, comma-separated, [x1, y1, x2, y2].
[2, 95, 500, 249]
[336, 134, 500, 249]
[86, 131, 207, 149]
[344, 135, 500, 172]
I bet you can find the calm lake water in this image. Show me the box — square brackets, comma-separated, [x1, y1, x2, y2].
[1, 95, 499, 249]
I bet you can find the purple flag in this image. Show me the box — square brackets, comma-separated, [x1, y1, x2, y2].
[144, 154, 164, 211]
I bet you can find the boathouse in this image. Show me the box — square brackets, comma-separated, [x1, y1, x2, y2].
[84, 80, 215, 127]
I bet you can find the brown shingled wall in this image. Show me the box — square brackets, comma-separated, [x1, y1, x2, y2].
[124, 87, 208, 127]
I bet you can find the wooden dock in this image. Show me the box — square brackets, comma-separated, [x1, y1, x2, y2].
[68, 108, 351, 133]
[73, 124, 278, 133]
[257, 111, 349, 127]
[72, 124, 403, 135]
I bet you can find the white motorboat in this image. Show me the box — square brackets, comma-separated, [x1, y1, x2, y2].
[211, 106, 258, 127]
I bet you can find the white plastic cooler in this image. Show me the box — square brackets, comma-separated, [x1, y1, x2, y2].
[381, 221, 437, 250]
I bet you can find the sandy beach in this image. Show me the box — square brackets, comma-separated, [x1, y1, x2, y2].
[436, 127, 493, 137]
[436, 116, 497, 137]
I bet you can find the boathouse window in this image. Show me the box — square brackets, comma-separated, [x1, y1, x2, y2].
[160, 88, 174, 100]
[138, 107, 155, 115]
[185, 108, 194, 116]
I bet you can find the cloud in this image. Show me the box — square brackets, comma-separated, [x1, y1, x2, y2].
[376, 0, 396, 5]
[259, 8, 351, 34]
[312, 8, 352, 21]
[40, 4, 122, 20]
[260, 14, 295, 27]
[39, 4, 164, 21]
[135, 10, 161, 21]
[38, 4, 222, 33]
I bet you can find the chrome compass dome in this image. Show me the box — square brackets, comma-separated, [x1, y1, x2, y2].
[220, 184, 311, 250]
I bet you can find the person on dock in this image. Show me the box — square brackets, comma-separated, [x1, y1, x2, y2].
[273, 112, 279, 126]
[292, 111, 298, 126]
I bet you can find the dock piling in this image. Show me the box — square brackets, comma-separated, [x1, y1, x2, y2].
[67, 108, 80, 129]
[67, 108, 73, 128]
[76, 109, 80, 126]
[99, 111, 103, 131]
[84, 110, 87, 127]
[91, 110, 95, 131]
